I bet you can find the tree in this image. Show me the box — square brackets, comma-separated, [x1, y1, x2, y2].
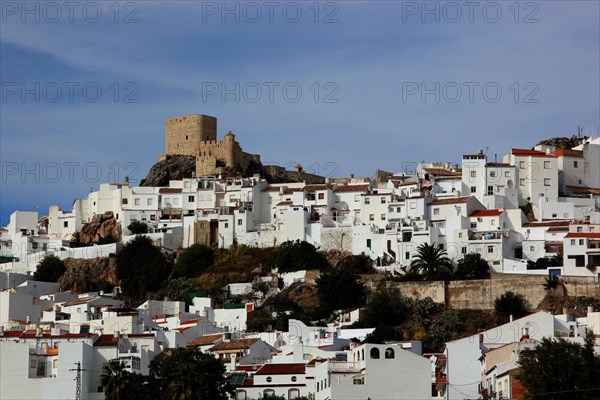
[117, 236, 171, 300]
[149, 347, 233, 400]
[361, 285, 408, 327]
[518, 334, 600, 400]
[275, 240, 329, 272]
[454, 253, 490, 280]
[336, 254, 374, 274]
[128, 220, 149, 234]
[494, 291, 528, 319]
[33, 255, 66, 282]
[100, 360, 129, 400]
[316, 267, 365, 312]
[427, 309, 463, 352]
[172, 244, 214, 278]
[409, 243, 453, 280]
[543, 275, 566, 295]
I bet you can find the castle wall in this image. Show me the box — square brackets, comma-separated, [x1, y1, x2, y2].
[165, 114, 217, 156]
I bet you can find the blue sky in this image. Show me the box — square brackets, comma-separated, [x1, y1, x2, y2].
[1, 1, 599, 224]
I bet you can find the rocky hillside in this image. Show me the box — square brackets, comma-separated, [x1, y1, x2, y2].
[71, 211, 122, 245]
[537, 135, 588, 150]
[140, 155, 326, 186]
[141, 155, 196, 186]
[59, 256, 119, 293]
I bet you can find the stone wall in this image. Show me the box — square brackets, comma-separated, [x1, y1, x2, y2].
[380, 273, 599, 310]
[165, 114, 217, 157]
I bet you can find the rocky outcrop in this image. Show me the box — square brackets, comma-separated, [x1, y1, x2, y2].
[140, 155, 196, 187]
[140, 155, 326, 185]
[59, 257, 119, 293]
[537, 135, 588, 150]
[72, 211, 122, 245]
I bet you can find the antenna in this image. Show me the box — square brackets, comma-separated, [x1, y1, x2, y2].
[69, 362, 87, 400]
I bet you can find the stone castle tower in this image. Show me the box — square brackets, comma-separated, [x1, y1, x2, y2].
[161, 114, 260, 177]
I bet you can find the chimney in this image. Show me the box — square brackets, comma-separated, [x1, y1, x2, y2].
[35, 325, 42, 338]
[588, 306, 595, 315]
[509, 314, 513, 322]
[114, 330, 120, 339]
[477, 149, 484, 155]
[562, 307, 568, 315]
[26, 315, 31, 324]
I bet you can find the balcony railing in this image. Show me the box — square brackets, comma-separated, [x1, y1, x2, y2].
[328, 361, 361, 372]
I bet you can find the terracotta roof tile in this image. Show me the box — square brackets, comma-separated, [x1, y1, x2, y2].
[568, 186, 600, 195]
[254, 363, 306, 375]
[423, 168, 460, 176]
[553, 149, 583, 158]
[334, 184, 370, 192]
[159, 188, 183, 194]
[565, 232, 600, 239]
[511, 148, 556, 158]
[301, 184, 333, 192]
[429, 196, 472, 206]
[523, 220, 570, 228]
[469, 210, 503, 217]
[209, 338, 258, 352]
[188, 334, 224, 347]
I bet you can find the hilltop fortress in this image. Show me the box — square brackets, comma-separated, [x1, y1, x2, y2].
[159, 114, 261, 177]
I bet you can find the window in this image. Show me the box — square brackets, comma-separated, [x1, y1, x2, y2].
[462, 247, 467, 254]
[236, 391, 246, 400]
[405, 252, 410, 259]
[470, 186, 476, 193]
[574, 160, 578, 168]
[224, 222, 228, 228]
[291, 376, 297, 382]
[458, 232, 463, 238]
[188, 195, 194, 202]
[288, 389, 300, 399]
[571, 239, 576, 245]
[238, 219, 242, 226]
[380, 214, 386, 221]
[370, 348, 380, 359]
[487, 186, 494, 195]
[552, 213, 557, 218]
[471, 222, 477, 228]
[491, 219, 496, 226]
[134, 198, 140, 206]
[577, 227, 583, 232]
[365, 198, 370, 205]
[579, 239, 584, 246]
[353, 377, 364, 385]
[489, 171, 496, 178]
[544, 178, 551, 186]
[505, 171, 511, 177]
[544, 161, 551, 169]
[150, 215, 156, 221]
[64, 221, 68, 228]
[122, 198, 128, 205]
[147, 198, 153, 206]
[410, 202, 416, 209]
[519, 161, 525, 169]
[318, 193, 325, 200]
[369, 214, 374, 221]
[385, 348, 395, 359]
[520, 178, 525, 186]
[530, 246, 535, 252]
[487, 245, 494, 253]
[470, 170, 477, 178]
[396, 207, 401, 212]
[433, 208, 440, 216]
[381, 197, 386, 204]
[266, 377, 272, 383]
[263, 389, 275, 397]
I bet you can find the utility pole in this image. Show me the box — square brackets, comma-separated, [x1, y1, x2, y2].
[69, 362, 87, 400]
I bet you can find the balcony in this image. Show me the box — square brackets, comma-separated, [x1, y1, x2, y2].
[469, 231, 507, 241]
[328, 361, 361, 372]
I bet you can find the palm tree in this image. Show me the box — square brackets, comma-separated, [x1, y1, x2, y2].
[409, 243, 453, 280]
[100, 359, 129, 400]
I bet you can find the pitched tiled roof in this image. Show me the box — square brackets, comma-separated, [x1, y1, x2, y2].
[511, 148, 556, 158]
[391, 180, 418, 187]
[547, 226, 569, 232]
[423, 168, 460, 176]
[209, 338, 258, 352]
[158, 188, 183, 194]
[188, 334, 223, 347]
[334, 184, 370, 192]
[469, 210, 503, 217]
[276, 201, 293, 206]
[94, 335, 119, 346]
[254, 363, 306, 375]
[565, 232, 600, 239]
[523, 220, 570, 228]
[568, 186, 600, 195]
[553, 149, 583, 158]
[62, 297, 95, 306]
[429, 196, 472, 206]
[301, 184, 333, 192]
